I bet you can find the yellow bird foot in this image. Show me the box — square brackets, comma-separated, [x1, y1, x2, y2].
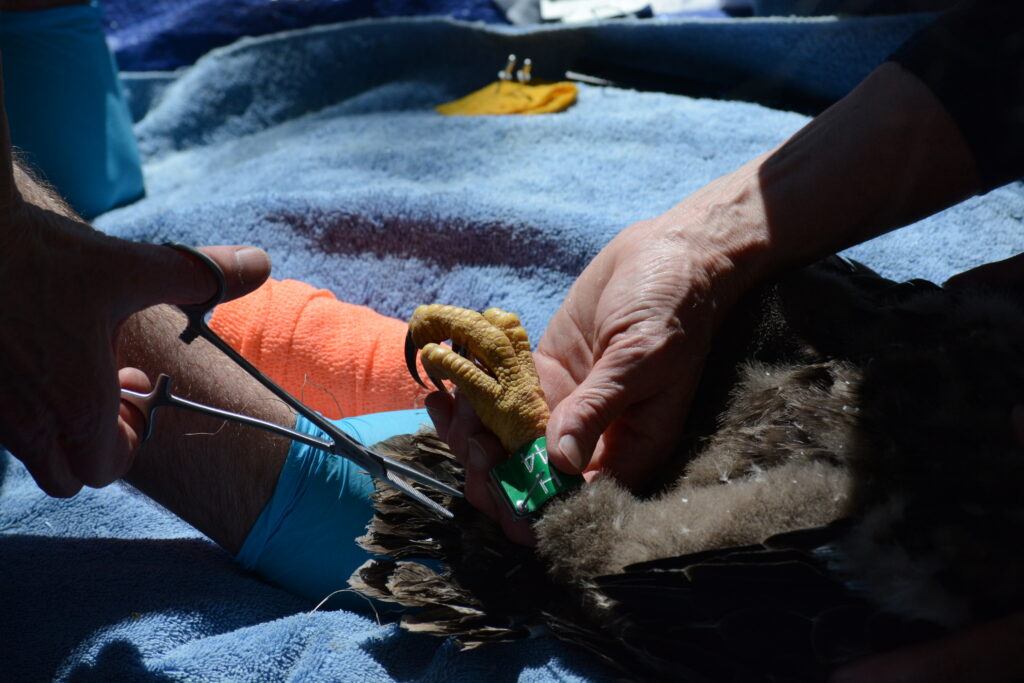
[405, 304, 548, 454]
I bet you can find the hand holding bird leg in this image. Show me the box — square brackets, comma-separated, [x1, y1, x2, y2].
[407, 304, 551, 543]
[407, 304, 549, 454]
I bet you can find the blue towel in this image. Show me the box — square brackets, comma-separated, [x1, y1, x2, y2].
[100, 0, 507, 71]
[3, 16, 1023, 681]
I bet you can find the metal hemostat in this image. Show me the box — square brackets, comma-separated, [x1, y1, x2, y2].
[120, 244, 461, 519]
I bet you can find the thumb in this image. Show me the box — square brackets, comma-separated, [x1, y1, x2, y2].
[119, 242, 271, 313]
[545, 353, 636, 475]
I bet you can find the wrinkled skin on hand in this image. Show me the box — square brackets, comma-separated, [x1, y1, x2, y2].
[0, 81, 270, 496]
[426, 216, 746, 543]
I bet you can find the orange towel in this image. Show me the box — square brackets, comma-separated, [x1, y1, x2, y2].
[209, 278, 428, 419]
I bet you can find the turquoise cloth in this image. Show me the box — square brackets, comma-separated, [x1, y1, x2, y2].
[236, 409, 430, 605]
[0, 2, 143, 218]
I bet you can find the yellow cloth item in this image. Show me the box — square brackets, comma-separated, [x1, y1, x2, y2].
[209, 278, 428, 419]
[436, 81, 578, 116]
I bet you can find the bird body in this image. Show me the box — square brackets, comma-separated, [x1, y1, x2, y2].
[351, 258, 1024, 681]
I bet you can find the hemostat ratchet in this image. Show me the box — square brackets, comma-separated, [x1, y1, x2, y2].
[119, 244, 461, 518]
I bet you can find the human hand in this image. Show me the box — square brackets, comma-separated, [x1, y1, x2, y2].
[0, 87, 270, 496]
[944, 252, 1024, 292]
[535, 216, 749, 486]
[426, 205, 760, 541]
[829, 610, 1024, 683]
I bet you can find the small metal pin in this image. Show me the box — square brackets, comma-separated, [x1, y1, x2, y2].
[498, 54, 517, 83]
[515, 475, 544, 516]
[516, 58, 533, 84]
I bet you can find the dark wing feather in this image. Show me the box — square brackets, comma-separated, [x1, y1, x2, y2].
[582, 525, 946, 682]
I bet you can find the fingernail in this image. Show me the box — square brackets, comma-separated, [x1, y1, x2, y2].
[467, 438, 491, 472]
[425, 405, 442, 428]
[234, 247, 268, 283]
[558, 434, 583, 472]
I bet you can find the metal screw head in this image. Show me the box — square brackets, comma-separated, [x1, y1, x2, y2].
[516, 58, 533, 84]
[498, 53, 517, 81]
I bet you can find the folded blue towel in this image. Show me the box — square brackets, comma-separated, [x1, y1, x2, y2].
[3, 15, 1023, 681]
[101, 0, 507, 71]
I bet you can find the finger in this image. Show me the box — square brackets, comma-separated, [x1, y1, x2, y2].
[944, 252, 1024, 291]
[424, 391, 454, 441]
[25, 450, 83, 498]
[497, 507, 537, 546]
[60, 352, 124, 488]
[119, 242, 272, 314]
[466, 432, 505, 474]
[465, 429, 535, 546]
[589, 390, 688, 490]
[9, 398, 86, 497]
[830, 611, 1024, 683]
[462, 453, 536, 547]
[545, 350, 639, 475]
[17, 427, 84, 498]
[0, 377, 83, 497]
[464, 467, 502, 521]
[76, 367, 153, 487]
[117, 367, 152, 456]
[444, 392, 489, 464]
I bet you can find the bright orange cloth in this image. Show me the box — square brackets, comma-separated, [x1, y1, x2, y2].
[436, 81, 578, 116]
[209, 278, 428, 419]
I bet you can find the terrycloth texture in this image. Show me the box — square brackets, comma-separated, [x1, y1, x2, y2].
[100, 0, 507, 71]
[209, 278, 428, 418]
[3, 15, 1024, 682]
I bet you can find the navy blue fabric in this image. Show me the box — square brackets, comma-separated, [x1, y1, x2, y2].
[101, 0, 507, 71]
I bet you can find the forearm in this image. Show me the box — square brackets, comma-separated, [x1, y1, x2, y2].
[118, 305, 291, 554]
[10, 155, 76, 216]
[663, 62, 981, 301]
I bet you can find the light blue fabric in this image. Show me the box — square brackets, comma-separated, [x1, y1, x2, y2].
[0, 2, 144, 218]
[236, 410, 429, 605]
[3, 15, 1024, 682]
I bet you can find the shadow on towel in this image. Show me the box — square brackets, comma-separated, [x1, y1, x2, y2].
[361, 626, 607, 682]
[66, 641, 174, 683]
[0, 535, 309, 680]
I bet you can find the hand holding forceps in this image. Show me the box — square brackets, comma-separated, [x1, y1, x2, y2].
[119, 244, 461, 518]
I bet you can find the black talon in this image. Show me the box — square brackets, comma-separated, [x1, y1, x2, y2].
[405, 330, 430, 390]
[426, 370, 449, 394]
[405, 329, 452, 394]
